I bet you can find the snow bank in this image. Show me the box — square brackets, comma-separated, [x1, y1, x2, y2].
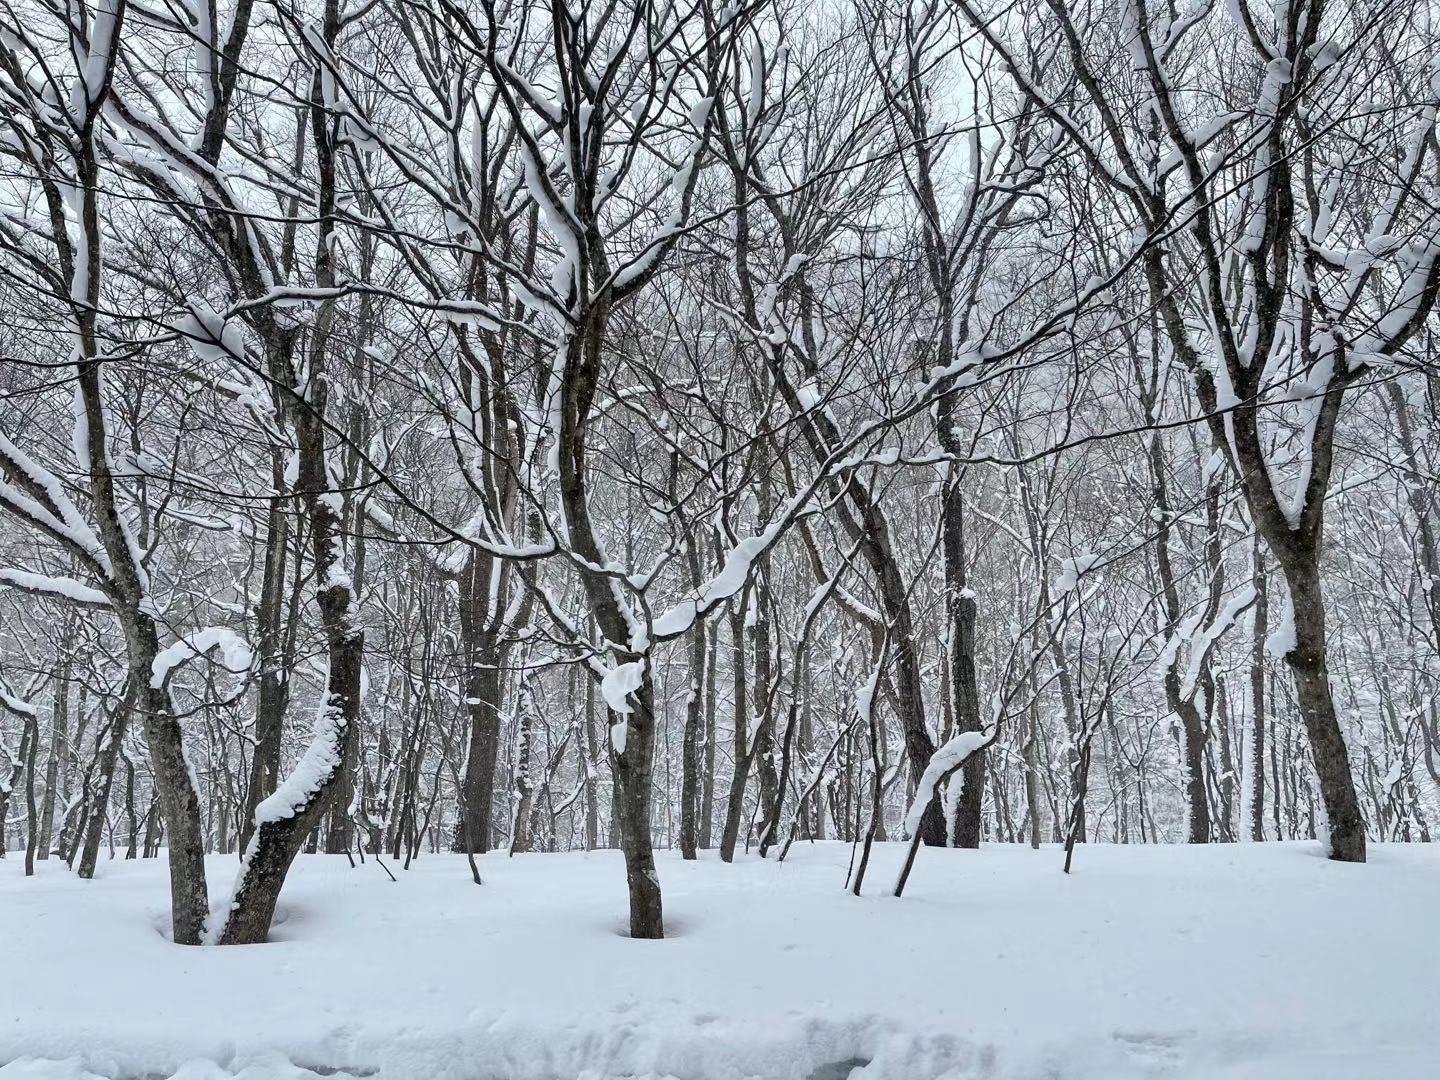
[1, 843, 1436, 1080]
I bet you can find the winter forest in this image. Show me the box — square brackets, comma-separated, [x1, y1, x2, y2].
[0, 0, 1437, 1077]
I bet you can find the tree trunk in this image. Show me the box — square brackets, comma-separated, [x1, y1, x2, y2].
[679, 617, 705, 860]
[582, 671, 600, 850]
[611, 679, 664, 938]
[76, 687, 133, 880]
[698, 623, 718, 849]
[940, 465, 984, 848]
[37, 631, 72, 860]
[719, 604, 751, 862]
[455, 554, 503, 854]
[216, 37, 366, 940]
[135, 678, 211, 945]
[1279, 560, 1366, 861]
[241, 485, 290, 852]
[510, 679, 537, 855]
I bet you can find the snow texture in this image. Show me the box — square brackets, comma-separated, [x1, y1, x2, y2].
[0, 843, 1435, 1079]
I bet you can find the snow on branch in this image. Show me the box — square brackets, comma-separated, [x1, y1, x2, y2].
[0, 436, 114, 579]
[251, 695, 347, 826]
[150, 628, 255, 688]
[0, 568, 111, 608]
[0, 686, 37, 717]
[900, 729, 995, 840]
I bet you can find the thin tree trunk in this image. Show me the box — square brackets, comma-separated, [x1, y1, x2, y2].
[76, 686, 134, 880]
[241, 484, 290, 852]
[37, 628, 72, 860]
[679, 615, 705, 860]
[510, 678, 537, 855]
[719, 604, 751, 862]
[699, 623, 718, 849]
[940, 464, 984, 848]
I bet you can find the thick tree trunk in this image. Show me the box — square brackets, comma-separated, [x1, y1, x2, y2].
[456, 658, 502, 853]
[219, 630, 363, 944]
[1175, 695, 1212, 844]
[455, 554, 503, 854]
[611, 681, 664, 938]
[323, 708, 359, 855]
[1279, 560, 1366, 861]
[135, 678, 211, 945]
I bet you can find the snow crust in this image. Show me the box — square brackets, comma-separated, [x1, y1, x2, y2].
[2, 843, 1436, 1079]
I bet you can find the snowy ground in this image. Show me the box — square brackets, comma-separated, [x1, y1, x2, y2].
[1, 841, 1435, 1080]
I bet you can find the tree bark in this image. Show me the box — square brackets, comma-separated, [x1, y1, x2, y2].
[1279, 560, 1366, 860]
[241, 483, 290, 851]
[679, 616, 705, 860]
[939, 462, 984, 848]
[719, 603, 751, 863]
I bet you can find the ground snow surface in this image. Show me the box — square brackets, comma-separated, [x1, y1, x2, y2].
[1, 842, 1436, 1080]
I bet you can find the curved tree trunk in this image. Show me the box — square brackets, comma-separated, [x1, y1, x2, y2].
[216, 24, 366, 942]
